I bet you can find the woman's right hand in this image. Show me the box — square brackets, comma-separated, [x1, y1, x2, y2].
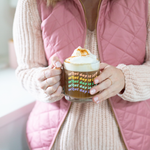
[37, 56, 64, 102]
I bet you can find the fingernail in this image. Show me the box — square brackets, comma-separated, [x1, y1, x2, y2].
[56, 61, 61, 68]
[95, 79, 99, 84]
[90, 89, 96, 95]
[94, 97, 99, 103]
[65, 96, 70, 100]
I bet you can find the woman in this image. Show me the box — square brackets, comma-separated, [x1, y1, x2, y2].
[13, 0, 150, 149]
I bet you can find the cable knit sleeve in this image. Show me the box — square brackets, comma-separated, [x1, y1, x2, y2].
[13, 0, 53, 102]
[116, 3, 150, 102]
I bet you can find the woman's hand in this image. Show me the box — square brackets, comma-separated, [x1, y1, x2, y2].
[90, 63, 125, 104]
[37, 56, 64, 102]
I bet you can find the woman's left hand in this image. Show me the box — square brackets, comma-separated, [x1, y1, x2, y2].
[90, 63, 125, 104]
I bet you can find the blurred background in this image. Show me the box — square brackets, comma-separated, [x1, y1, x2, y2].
[0, 0, 35, 149]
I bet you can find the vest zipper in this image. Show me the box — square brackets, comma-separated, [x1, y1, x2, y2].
[50, 102, 72, 150]
[95, 0, 102, 61]
[79, 0, 88, 43]
[50, 1, 88, 149]
[79, 0, 102, 61]
[108, 99, 128, 150]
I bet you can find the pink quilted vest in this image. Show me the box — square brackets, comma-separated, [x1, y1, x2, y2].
[26, 0, 150, 149]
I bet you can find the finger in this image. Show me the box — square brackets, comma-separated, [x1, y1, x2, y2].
[90, 78, 112, 95]
[92, 85, 115, 103]
[38, 69, 61, 81]
[94, 67, 112, 84]
[65, 96, 74, 100]
[46, 95, 64, 103]
[65, 96, 70, 100]
[51, 55, 62, 68]
[48, 63, 53, 69]
[99, 63, 109, 70]
[51, 86, 63, 97]
[45, 82, 60, 95]
[40, 75, 61, 90]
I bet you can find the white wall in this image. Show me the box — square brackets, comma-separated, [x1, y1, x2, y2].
[0, 0, 15, 59]
[0, 113, 30, 150]
[0, 1, 31, 150]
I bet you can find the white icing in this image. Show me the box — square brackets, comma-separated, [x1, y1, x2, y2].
[64, 46, 100, 71]
[65, 46, 98, 64]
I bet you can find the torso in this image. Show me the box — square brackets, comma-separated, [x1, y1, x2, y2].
[51, 29, 126, 150]
[80, 0, 102, 31]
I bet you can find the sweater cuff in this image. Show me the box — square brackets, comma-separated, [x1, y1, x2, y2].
[116, 64, 132, 101]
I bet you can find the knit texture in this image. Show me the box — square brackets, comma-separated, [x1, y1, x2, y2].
[13, 0, 150, 104]
[13, 0, 53, 102]
[51, 29, 125, 150]
[13, 0, 150, 149]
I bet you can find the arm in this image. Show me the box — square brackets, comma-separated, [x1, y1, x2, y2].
[116, 53, 150, 102]
[13, 0, 62, 102]
[116, 17, 150, 102]
[90, 51, 150, 103]
[90, 11, 150, 103]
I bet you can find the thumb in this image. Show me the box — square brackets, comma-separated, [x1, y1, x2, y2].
[99, 63, 109, 70]
[51, 55, 62, 68]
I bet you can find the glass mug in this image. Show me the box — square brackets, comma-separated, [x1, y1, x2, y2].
[62, 61, 100, 102]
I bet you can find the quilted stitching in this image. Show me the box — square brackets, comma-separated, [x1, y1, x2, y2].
[43, 13, 84, 62]
[100, 0, 150, 150]
[27, 99, 71, 149]
[110, 97, 150, 150]
[27, 0, 149, 149]
[103, 1, 149, 149]
[100, 0, 146, 66]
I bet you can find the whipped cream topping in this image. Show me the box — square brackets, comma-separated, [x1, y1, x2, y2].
[65, 46, 98, 64]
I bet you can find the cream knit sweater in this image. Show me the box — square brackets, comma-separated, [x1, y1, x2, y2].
[13, 0, 150, 149]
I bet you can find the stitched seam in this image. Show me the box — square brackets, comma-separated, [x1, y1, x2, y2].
[42, 12, 81, 38]
[123, 128, 150, 137]
[101, 0, 144, 48]
[52, 13, 82, 48]
[42, 4, 82, 37]
[105, 18, 145, 44]
[122, 21, 145, 61]
[115, 1, 145, 20]
[141, 113, 148, 150]
[101, 0, 145, 64]
[66, 1, 84, 30]
[31, 109, 60, 116]
[39, 114, 43, 148]
[100, 2, 131, 57]
[31, 145, 49, 149]
[27, 128, 58, 135]
[121, 103, 128, 141]
[47, 34, 83, 54]
[144, 101, 150, 112]
[128, 100, 140, 146]
[102, 40, 141, 64]
[48, 107, 51, 138]
[41, 1, 66, 25]
[117, 109, 150, 122]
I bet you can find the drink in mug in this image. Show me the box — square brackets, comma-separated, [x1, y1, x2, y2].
[63, 46, 100, 102]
